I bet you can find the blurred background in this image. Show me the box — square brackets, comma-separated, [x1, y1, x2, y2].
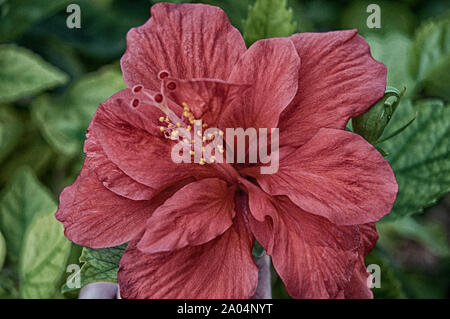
[0, 0, 449, 299]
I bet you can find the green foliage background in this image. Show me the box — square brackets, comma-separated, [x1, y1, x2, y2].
[0, 0, 449, 299]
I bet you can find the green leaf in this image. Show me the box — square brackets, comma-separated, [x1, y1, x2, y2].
[0, 0, 72, 42]
[340, 0, 416, 36]
[243, 0, 297, 46]
[379, 99, 450, 220]
[0, 230, 5, 271]
[0, 134, 53, 186]
[252, 240, 265, 258]
[365, 249, 405, 299]
[0, 105, 23, 164]
[366, 33, 416, 97]
[410, 15, 450, 100]
[377, 217, 450, 257]
[62, 244, 126, 294]
[19, 210, 71, 298]
[0, 167, 56, 265]
[30, 0, 149, 60]
[0, 45, 68, 103]
[32, 65, 125, 156]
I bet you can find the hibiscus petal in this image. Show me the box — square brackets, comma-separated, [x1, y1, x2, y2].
[162, 77, 249, 127]
[137, 178, 236, 253]
[343, 257, 373, 299]
[235, 183, 276, 254]
[84, 129, 155, 200]
[91, 89, 215, 190]
[279, 30, 387, 148]
[121, 2, 246, 90]
[341, 223, 379, 298]
[255, 128, 397, 225]
[220, 38, 300, 131]
[118, 213, 258, 299]
[269, 197, 360, 299]
[55, 166, 167, 248]
[359, 223, 379, 256]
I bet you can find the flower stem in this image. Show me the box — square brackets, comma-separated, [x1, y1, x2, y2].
[251, 253, 272, 299]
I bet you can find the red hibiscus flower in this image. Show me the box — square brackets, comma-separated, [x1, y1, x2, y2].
[56, 3, 397, 299]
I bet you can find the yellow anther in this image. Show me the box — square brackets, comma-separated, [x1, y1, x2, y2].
[159, 116, 165, 122]
[168, 123, 174, 128]
[202, 123, 208, 128]
[187, 125, 191, 131]
[199, 158, 206, 165]
[183, 138, 190, 144]
[189, 150, 195, 156]
[159, 126, 165, 132]
[207, 133, 213, 139]
[201, 146, 205, 152]
[209, 156, 216, 163]
[202, 136, 206, 142]
[191, 139, 195, 144]
[176, 122, 181, 127]
[171, 130, 179, 137]
[219, 130, 224, 136]
[189, 119, 194, 124]
[196, 130, 202, 137]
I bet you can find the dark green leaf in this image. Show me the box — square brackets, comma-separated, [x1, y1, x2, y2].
[243, 0, 296, 46]
[340, 0, 416, 36]
[0, 134, 53, 186]
[0, 45, 68, 103]
[31, 0, 148, 60]
[365, 249, 405, 298]
[252, 240, 265, 258]
[0, 0, 72, 42]
[32, 65, 125, 156]
[410, 15, 450, 100]
[0, 105, 23, 164]
[62, 244, 126, 294]
[380, 99, 450, 220]
[377, 218, 450, 257]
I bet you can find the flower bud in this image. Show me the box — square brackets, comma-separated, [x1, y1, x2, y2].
[352, 87, 404, 144]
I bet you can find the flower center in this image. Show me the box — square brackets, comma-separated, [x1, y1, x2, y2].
[129, 71, 222, 165]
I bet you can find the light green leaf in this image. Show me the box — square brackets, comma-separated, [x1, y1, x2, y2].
[0, 45, 68, 103]
[19, 211, 71, 299]
[243, 0, 297, 46]
[410, 15, 450, 100]
[366, 33, 416, 97]
[0, 105, 23, 164]
[0, 230, 5, 271]
[32, 65, 125, 156]
[379, 99, 450, 220]
[0, 0, 72, 42]
[62, 244, 126, 294]
[0, 167, 55, 265]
